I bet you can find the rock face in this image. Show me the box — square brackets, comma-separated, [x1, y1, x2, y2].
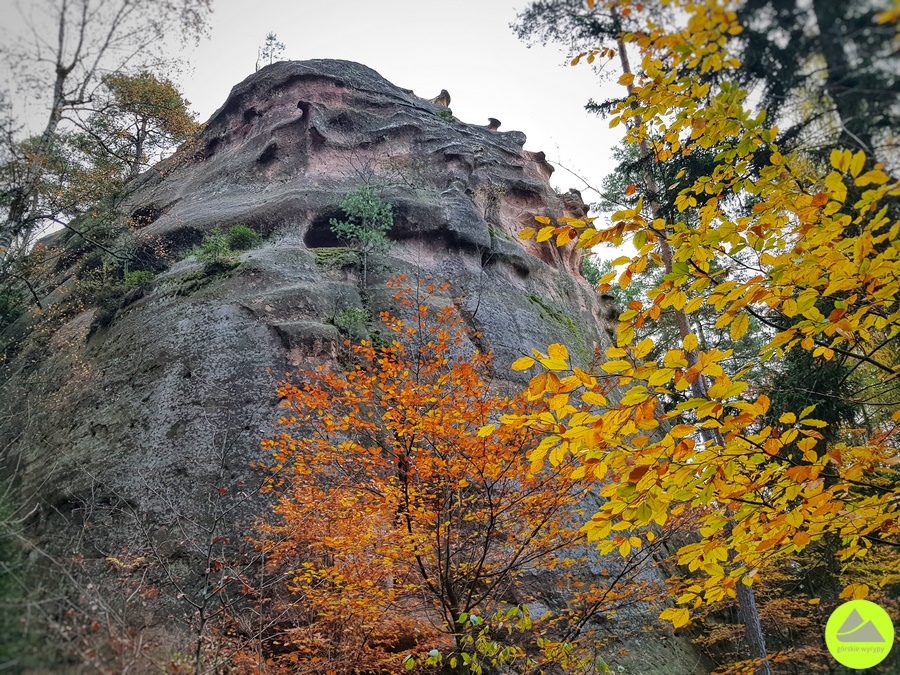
[0, 60, 704, 672]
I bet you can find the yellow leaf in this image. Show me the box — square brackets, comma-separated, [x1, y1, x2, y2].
[855, 169, 889, 186]
[730, 313, 749, 341]
[548, 344, 569, 362]
[809, 598, 821, 605]
[839, 149, 852, 172]
[511, 356, 536, 371]
[549, 441, 569, 466]
[797, 437, 817, 454]
[534, 215, 552, 225]
[549, 393, 569, 411]
[829, 149, 843, 170]
[824, 171, 847, 202]
[669, 424, 695, 438]
[664, 349, 688, 369]
[647, 367, 675, 387]
[660, 607, 690, 629]
[601, 359, 633, 374]
[618, 72, 635, 87]
[477, 424, 496, 438]
[539, 358, 569, 371]
[683, 334, 699, 352]
[536, 226, 555, 242]
[633, 338, 654, 359]
[619, 540, 632, 557]
[685, 296, 704, 314]
[849, 150, 866, 177]
[779, 412, 796, 424]
[621, 386, 651, 406]
[518, 227, 535, 240]
[840, 584, 869, 600]
[582, 391, 607, 406]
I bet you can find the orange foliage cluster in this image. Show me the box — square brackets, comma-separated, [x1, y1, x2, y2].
[251, 279, 660, 672]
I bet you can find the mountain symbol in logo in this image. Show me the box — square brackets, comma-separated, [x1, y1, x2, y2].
[836, 609, 886, 643]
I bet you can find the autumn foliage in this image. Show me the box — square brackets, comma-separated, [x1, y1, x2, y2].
[513, 0, 900, 640]
[253, 279, 664, 672]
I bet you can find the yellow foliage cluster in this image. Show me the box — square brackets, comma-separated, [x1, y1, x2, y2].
[512, 0, 900, 629]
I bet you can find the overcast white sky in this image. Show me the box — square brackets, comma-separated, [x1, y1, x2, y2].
[1, 0, 626, 229]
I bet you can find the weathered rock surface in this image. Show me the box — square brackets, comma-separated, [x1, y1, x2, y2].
[0, 60, 705, 673]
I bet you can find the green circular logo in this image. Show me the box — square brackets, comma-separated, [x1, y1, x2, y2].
[825, 599, 895, 669]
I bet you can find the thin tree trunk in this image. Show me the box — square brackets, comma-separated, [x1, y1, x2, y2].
[130, 118, 148, 179]
[612, 16, 771, 674]
[811, 0, 875, 155]
[1, 2, 72, 257]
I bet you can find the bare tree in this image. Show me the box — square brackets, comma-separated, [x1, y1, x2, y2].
[0, 0, 213, 258]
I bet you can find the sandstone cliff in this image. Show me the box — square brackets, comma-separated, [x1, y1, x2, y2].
[0, 60, 704, 673]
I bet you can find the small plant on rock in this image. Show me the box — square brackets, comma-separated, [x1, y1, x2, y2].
[332, 306, 368, 342]
[329, 186, 393, 291]
[193, 228, 236, 272]
[124, 270, 155, 288]
[225, 224, 260, 251]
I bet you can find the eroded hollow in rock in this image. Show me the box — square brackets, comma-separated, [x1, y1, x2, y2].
[258, 142, 278, 164]
[200, 136, 222, 160]
[130, 205, 162, 227]
[304, 211, 348, 248]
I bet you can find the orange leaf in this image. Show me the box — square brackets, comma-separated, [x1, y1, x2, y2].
[810, 192, 828, 207]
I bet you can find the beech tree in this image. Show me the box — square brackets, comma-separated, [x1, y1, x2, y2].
[507, 1, 900, 673]
[254, 279, 666, 673]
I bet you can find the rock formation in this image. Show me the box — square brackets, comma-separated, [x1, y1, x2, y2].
[428, 88, 451, 107]
[0, 60, 704, 672]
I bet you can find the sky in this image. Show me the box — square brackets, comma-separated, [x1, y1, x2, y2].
[0, 0, 626, 235]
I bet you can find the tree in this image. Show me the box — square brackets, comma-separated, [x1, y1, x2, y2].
[511, 1, 900, 673]
[256, 32, 285, 71]
[76, 71, 198, 181]
[515, 0, 899, 166]
[0, 0, 212, 258]
[254, 278, 666, 673]
[329, 185, 394, 292]
[733, 0, 899, 162]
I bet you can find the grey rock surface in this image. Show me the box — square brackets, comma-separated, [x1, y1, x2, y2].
[0, 60, 706, 674]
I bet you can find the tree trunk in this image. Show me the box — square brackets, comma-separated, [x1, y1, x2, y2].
[737, 581, 772, 675]
[612, 14, 771, 673]
[811, 0, 875, 154]
[1, 4, 71, 258]
[130, 118, 148, 179]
